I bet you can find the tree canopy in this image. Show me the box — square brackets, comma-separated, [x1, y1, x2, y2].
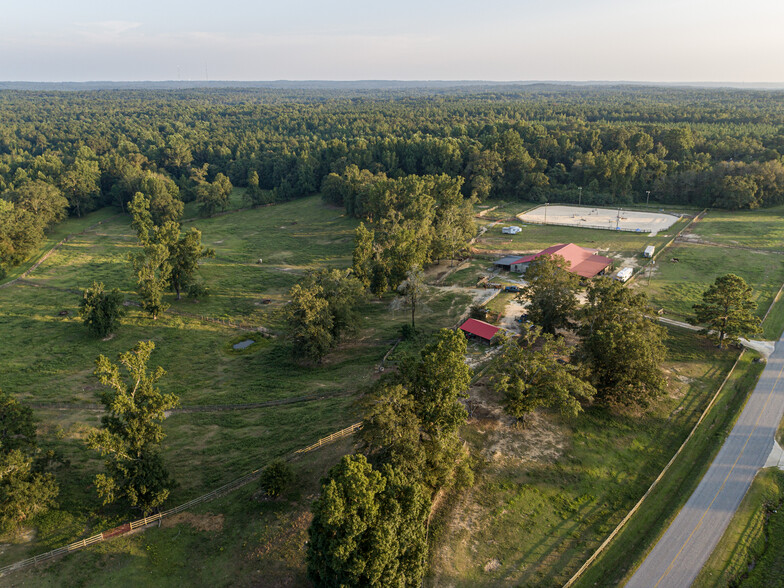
[79, 281, 125, 338]
[692, 273, 762, 348]
[520, 254, 581, 335]
[0, 390, 59, 532]
[87, 341, 179, 514]
[4, 86, 784, 277]
[492, 327, 595, 422]
[577, 278, 667, 407]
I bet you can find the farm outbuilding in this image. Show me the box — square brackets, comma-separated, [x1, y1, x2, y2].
[494, 255, 525, 271]
[511, 243, 613, 278]
[644, 245, 655, 258]
[458, 318, 500, 343]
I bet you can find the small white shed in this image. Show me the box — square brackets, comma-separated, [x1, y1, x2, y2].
[643, 245, 655, 258]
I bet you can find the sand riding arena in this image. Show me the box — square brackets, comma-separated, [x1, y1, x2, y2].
[517, 205, 680, 236]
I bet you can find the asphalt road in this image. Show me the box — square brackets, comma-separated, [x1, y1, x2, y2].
[627, 333, 784, 588]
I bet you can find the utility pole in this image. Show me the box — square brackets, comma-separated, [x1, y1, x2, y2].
[544, 202, 548, 224]
[616, 208, 620, 230]
[648, 260, 655, 286]
[578, 187, 582, 206]
[646, 190, 651, 206]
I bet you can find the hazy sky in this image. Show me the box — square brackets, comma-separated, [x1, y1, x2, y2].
[2, 0, 783, 82]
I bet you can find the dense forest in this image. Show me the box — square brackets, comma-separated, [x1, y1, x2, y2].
[2, 85, 784, 275]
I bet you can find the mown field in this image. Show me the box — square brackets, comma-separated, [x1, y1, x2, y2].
[0, 195, 474, 583]
[643, 243, 784, 323]
[3, 196, 784, 587]
[688, 206, 784, 251]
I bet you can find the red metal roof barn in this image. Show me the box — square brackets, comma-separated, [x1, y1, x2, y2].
[459, 318, 501, 342]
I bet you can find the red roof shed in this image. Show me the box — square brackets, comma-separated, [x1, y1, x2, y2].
[459, 319, 501, 342]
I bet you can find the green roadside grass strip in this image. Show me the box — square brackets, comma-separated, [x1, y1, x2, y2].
[693, 468, 784, 588]
[761, 286, 784, 340]
[574, 352, 766, 587]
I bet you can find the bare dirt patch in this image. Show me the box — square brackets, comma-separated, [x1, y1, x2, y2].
[484, 558, 502, 572]
[161, 512, 224, 532]
[467, 382, 567, 466]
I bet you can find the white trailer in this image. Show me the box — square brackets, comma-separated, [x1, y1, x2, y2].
[615, 267, 634, 282]
[502, 226, 522, 235]
[643, 245, 655, 258]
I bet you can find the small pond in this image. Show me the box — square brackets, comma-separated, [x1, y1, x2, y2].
[232, 339, 255, 350]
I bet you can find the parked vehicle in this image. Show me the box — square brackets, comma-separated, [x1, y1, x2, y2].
[504, 285, 520, 293]
[615, 267, 633, 282]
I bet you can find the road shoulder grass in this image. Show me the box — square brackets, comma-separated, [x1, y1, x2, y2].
[575, 350, 765, 587]
[693, 468, 784, 588]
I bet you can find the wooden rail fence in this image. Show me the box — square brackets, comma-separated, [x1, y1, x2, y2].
[295, 422, 362, 454]
[562, 349, 746, 587]
[0, 421, 362, 578]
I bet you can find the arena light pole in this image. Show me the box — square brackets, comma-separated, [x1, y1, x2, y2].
[646, 190, 651, 206]
[578, 187, 582, 206]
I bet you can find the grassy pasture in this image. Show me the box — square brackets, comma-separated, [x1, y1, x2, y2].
[3, 194, 784, 586]
[0, 194, 474, 578]
[0, 207, 121, 287]
[641, 243, 784, 323]
[428, 328, 751, 587]
[8, 437, 356, 588]
[690, 206, 784, 251]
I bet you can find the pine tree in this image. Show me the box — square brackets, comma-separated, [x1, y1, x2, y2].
[693, 274, 762, 348]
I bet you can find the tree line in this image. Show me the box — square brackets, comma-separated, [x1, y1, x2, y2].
[4, 86, 784, 275]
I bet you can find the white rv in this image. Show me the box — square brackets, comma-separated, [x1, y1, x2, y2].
[615, 267, 634, 282]
[643, 245, 655, 258]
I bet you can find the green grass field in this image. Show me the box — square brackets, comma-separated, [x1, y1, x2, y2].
[690, 206, 784, 251]
[427, 327, 744, 587]
[642, 243, 784, 322]
[4, 194, 784, 586]
[0, 195, 475, 581]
